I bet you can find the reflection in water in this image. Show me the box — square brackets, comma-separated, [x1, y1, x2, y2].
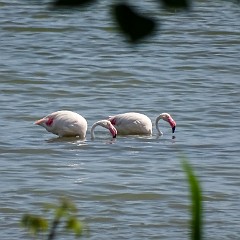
[46, 136, 86, 143]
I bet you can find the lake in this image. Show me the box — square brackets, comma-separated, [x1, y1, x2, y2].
[0, 0, 239, 239]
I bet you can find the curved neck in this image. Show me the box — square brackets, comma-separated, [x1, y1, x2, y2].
[155, 116, 163, 135]
[90, 123, 97, 139]
[91, 120, 117, 139]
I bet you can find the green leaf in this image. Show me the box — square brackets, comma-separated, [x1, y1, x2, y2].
[65, 217, 83, 237]
[21, 214, 48, 236]
[182, 159, 202, 240]
[43, 197, 77, 218]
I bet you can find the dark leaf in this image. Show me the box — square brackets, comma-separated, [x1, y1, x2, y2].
[52, 0, 96, 7]
[113, 3, 156, 42]
[160, 0, 191, 10]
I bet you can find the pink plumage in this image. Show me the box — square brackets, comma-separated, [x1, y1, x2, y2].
[35, 110, 87, 138]
[92, 112, 176, 137]
[108, 112, 152, 135]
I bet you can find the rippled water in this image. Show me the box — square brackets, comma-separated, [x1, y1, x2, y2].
[0, 1, 240, 239]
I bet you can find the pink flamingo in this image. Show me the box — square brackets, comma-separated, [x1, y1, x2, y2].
[34, 110, 87, 138]
[108, 112, 176, 136]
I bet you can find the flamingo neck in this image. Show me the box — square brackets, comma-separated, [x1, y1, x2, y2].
[90, 123, 97, 139]
[91, 121, 117, 139]
[155, 116, 163, 135]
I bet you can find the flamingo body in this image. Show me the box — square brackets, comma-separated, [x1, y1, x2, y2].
[35, 110, 87, 138]
[108, 112, 176, 136]
[108, 112, 152, 135]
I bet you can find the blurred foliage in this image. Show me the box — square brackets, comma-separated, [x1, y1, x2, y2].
[52, 0, 96, 7]
[50, 0, 239, 43]
[159, 0, 191, 10]
[21, 197, 85, 240]
[21, 160, 203, 240]
[182, 159, 202, 240]
[112, 3, 156, 43]
[21, 214, 48, 236]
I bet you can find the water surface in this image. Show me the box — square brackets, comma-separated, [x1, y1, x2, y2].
[0, 1, 240, 239]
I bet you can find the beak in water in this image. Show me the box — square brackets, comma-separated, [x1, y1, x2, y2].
[167, 117, 176, 134]
[109, 125, 117, 138]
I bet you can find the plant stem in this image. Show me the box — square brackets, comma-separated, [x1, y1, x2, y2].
[47, 218, 60, 240]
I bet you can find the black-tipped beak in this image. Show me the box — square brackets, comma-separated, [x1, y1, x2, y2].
[172, 126, 176, 134]
[113, 134, 117, 138]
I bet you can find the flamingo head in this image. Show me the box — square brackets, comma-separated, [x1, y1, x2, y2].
[156, 113, 176, 134]
[91, 120, 117, 139]
[35, 117, 54, 131]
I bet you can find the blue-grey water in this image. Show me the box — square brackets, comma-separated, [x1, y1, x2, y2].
[0, 1, 240, 239]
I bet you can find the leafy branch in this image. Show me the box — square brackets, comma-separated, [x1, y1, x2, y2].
[21, 197, 85, 240]
[49, 0, 192, 42]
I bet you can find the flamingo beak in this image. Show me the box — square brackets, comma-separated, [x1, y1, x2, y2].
[109, 125, 117, 138]
[168, 117, 176, 134]
[34, 118, 45, 125]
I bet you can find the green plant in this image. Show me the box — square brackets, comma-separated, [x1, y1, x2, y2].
[21, 197, 84, 240]
[21, 160, 203, 240]
[182, 159, 203, 240]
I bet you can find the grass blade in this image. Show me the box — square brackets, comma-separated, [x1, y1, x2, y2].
[182, 160, 202, 240]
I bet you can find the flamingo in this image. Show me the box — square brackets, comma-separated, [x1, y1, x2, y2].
[107, 112, 176, 136]
[34, 110, 87, 138]
[90, 120, 117, 139]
